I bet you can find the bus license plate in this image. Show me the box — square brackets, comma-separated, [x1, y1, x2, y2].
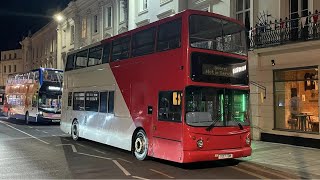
[218, 154, 233, 159]
[52, 120, 60, 123]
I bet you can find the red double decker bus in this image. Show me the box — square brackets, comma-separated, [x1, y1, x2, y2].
[61, 10, 251, 163]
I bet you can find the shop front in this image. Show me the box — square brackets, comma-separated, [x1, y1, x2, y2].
[274, 67, 319, 133]
[249, 44, 320, 148]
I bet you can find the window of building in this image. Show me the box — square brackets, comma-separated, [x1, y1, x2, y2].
[14, 65, 16, 72]
[73, 92, 85, 111]
[88, 46, 103, 66]
[93, 15, 99, 33]
[102, 43, 111, 63]
[112, 36, 131, 61]
[14, 53, 17, 59]
[157, 19, 182, 52]
[105, 6, 113, 28]
[82, 17, 87, 38]
[158, 91, 182, 122]
[274, 67, 319, 133]
[70, 25, 75, 44]
[139, 0, 148, 12]
[132, 27, 156, 57]
[119, 1, 125, 23]
[76, 50, 88, 69]
[62, 29, 66, 47]
[100, 91, 115, 113]
[85, 92, 99, 112]
[4, 66, 6, 73]
[3, 54, 6, 60]
[235, 0, 250, 25]
[68, 92, 72, 106]
[290, 0, 308, 18]
[9, 54, 12, 59]
[9, 65, 11, 73]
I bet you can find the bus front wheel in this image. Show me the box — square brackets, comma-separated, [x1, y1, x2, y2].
[25, 112, 29, 125]
[71, 120, 80, 141]
[133, 130, 148, 161]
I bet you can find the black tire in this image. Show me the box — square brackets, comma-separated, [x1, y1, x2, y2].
[133, 129, 148, 161]
[71, 120, 80, 141]
[25, 112, 29, 125]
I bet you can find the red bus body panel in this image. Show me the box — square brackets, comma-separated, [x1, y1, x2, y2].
[107, 10, 251, 163]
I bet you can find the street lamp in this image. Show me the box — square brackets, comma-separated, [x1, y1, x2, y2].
[54, 13, 64, 23]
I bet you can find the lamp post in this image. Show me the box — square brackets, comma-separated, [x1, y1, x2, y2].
[54, 13, 64, 23]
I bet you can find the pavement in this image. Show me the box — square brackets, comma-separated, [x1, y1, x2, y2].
[242, 140, 320, 179]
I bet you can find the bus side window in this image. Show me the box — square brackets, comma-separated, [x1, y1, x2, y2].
[132, 27, 156, 57]
[102, 43, 110, 64]
[66, 54, 75, 71]
[157, 18, 182, 52]
[108, 91, 115, 114]
[112, 36, 131, 61]
[158, 91, 182, 122]
[73, 92, 85, 111]
[68, 92, 72, 106]
[76, 50, 88, 69]
[88, 46, 103, 66]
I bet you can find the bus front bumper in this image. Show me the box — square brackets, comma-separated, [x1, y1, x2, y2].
[182, 147, 251, 163]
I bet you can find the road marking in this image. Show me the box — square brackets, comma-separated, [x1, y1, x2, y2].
[77, 152, 112, 160]
[42, 131, 48, 134]
[36, 129, 41, 132]
[239, 163, 295, 179]
[112, 160, 131, 176]
[93, 149, 106, 154]
[28, 126, 33, 129]
[231, 166, 269, 179]
[76, 143, 87, 148]
[117, 158, 133, 163]
[56, 144, 78, 152]
[132, 176, 150, 180]
[0, 121, 50, 144]
[149, 169, 174, 179]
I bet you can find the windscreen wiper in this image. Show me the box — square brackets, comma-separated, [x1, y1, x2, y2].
[238, 123, 244, 130]
[206, 119, 220, 132]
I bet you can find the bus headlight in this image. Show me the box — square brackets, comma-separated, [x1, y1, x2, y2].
[39, 111, 43, 115]
[197, 139, 204, 148]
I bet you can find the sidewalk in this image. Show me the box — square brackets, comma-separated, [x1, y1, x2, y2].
[242, 141, 320, 179]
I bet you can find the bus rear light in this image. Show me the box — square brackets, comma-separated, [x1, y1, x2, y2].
[197, 139, 204, 148]
[245, 134, 251, 145]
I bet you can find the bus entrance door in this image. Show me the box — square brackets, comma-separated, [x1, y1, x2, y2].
[151, 91, 183, 162]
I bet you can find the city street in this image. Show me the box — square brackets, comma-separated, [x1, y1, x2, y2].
[0, 116, 301, 179]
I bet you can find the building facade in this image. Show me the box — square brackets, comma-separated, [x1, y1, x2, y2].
[0, 49, 24, 87]
[128, 0, 253, 30]
[20, 22, 58, 72]
[249, 0, 320, 146]
[56, 0, 128, 70]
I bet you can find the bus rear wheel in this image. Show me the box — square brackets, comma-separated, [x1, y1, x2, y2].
[133, 130, 148, 161]
[71, 120, 80, 141]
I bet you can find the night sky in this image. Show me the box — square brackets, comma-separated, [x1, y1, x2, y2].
[0, 0, 71, 51]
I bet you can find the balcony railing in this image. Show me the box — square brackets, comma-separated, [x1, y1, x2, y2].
[250, 11, 320, 49]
